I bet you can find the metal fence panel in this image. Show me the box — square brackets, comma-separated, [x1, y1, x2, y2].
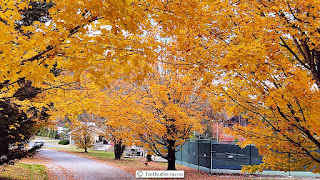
[181, 142, 190, 164]
[199, 140, 211, 168]
[188, 141, 198, 165]
[176, 146, 182, 161]
[176, 139, 262, 171]
[212, 143, 247, 170]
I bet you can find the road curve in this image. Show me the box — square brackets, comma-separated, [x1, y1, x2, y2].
[40, 149, 135, 180]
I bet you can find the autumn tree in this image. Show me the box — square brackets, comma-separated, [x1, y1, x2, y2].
[0, 1, 53, 164]
[209, 1, 320, 173]
[91, 81, 137, 160]
[70, 121, 95, 153]
[0, 0, 158, 163]
[145, 0, 320, 173]
[88, 70, 209, 169]
[201, 108, 227, 140]
[1, 0, 216, 166]
[106, 124, 128, 160]
[129, 72, 207, 170]
[4, 0, 320, 173]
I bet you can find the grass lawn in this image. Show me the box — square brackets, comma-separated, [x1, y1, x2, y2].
[0, 163, 48, 180]
[33, 136, 55, 141]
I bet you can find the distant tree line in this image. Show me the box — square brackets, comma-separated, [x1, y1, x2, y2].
[36, 128, 59, 139]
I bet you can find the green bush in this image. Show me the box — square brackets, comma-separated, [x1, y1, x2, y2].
[58, 140, 69, 145]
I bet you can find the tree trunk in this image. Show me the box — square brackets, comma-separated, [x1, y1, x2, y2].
[0, 124, 9, 157]
[84, 136, 87, 152]
[167, 140, 176, 170]
[114, 140, 126, 160]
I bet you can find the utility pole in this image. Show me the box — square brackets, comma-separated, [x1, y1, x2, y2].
[216, 122, 219, 143]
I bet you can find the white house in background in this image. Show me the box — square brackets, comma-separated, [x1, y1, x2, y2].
[69, 122, 104, 145]
[57, 126, 68, 134]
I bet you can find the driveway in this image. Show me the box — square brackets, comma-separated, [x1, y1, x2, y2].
[40, 149, 135, 180]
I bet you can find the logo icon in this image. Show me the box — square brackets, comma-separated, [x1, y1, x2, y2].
[136, 171, 143, 178]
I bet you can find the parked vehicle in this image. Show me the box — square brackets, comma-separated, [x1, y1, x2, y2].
[34, 138, 44, 147]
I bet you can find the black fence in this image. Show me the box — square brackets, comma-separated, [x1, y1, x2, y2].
[175, 139, 262, 171]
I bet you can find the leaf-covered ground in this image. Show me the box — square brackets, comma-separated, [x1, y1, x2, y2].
[48, 147, 302, 180]
[5, 145, 317, 180]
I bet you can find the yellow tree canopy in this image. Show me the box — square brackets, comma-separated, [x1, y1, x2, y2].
[90, 72, 208, 148]
[91, 80, 137, 146]
[0, 0, 160, 163]
[0, 0, 168, 112]
[70, 121, 95, 152]
[85, 70, 210, 168]
[131, 72, 206, 153]
[146, 0, 320, 173]
[3, 0, 320, 172]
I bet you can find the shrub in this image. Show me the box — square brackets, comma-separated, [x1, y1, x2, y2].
[58, 140, 69, 145]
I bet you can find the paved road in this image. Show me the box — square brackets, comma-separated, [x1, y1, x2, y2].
[40, 149, 135, 180]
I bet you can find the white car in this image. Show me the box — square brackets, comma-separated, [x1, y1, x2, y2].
[34, 138, 44, 147]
